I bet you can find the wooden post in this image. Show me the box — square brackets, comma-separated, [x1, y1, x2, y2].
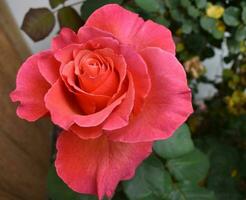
[0, 1, 52, 199]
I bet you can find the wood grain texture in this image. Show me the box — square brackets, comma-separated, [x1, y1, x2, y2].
[0, 1, 52, 199]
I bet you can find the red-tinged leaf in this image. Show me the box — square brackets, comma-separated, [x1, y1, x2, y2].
[21, 8, 55, 42]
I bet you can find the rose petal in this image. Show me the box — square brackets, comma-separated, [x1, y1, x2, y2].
[85, 37, 120, 53]
[45, 79, 126, 129]
[10, 54, 50, 121]
[109, 47, 193, 142]
[55, 130, 152, 199]
[61, 61, 111, 113]
[70, 124, 103, 139]
[103, 72, 135, 130]
[85, 4, 144, 44]
[78, 26, 114, 44]
[38, 51, 60, 84]
[86, 4, 175, 53]
[55, 44, 82, 64]
[52, 28, 79, 51]
[120, 45, 151, 113]
[133, 20, 175, 54]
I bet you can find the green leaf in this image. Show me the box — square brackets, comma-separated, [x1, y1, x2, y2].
[235, 25, 246, 41]
[21, 8, 55, 42]
[169, 182, 216, 200]
[205, 142, 241, 200]
[49, 0, 66, 8]
[156, 16, 170, 27]
[200, 16, 216, 34]
[184, 34, 206, 53]
[188, 6, 200, 18]
[47, 164, 97, 200]
[242, 7, 246, 23]
[165, 0, 180, 8]
[180, 0, 191, 8]
[123, 155, 173, 200]
[170, 9, 184, 22]
[223, 6, 240, 27]
[195, 0, 207, 9]
[81, 0, 123, 21]
[154, 124, 194, 159]
[181, 20, 193, 34]
[58, 6, 84, 31]
[135, 0, 163, 13]
[212, 29, 224, 40]
[200, 16, 223, 39]
[79, 195, 98, 200]
[167, 149, 209, 183]
[227, 38, 240, 54]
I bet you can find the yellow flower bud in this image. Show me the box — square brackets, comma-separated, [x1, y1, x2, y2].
[176, 42, 185, 52]
[231, 169, 238, 177]
[206, 3, 224, 19]
[216, 20, 226, 32]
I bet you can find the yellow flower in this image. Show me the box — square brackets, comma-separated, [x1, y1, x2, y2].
[240, 41, 246, 53]
[206, 3, 224, 19]
[225, 91, 246, 115]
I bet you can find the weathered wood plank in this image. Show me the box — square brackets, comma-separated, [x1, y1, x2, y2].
[0, 1, 52, 199]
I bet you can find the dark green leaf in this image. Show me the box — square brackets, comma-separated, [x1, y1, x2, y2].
[123, 155, 172, 200]
[206, 142, 241, 200]
[81, 0, 123, 21]
[165, 0, 180, 8]
[242, 7, 246, 23]
[156, 16, 170, 27]
[182, 20, 193, 34]
[58, 6, 84, 31]
[21, 8, 55, 42]
[135, 0, 164, 13]
[212, 29, 224, 40]
[195, 0, 207, 9]
[235, 25, 246, 41]
[184, 34, 206, 53]
[200, 47, 215, 60]
[79, 195, 98, 200]
[49, 0, 66, 8]
[223, 6, 240, 27]
[200, 16, 216, 34]
[208, 176, 242, 200]
[180, 0, 191, 8]
[167, 149, 209, 183]
[169, 182, 216, 200]
[227, 38, 240, 54]
[154, 124, 194, 159]
[170, 9, 184, 22]
[188, 6, 200, 18]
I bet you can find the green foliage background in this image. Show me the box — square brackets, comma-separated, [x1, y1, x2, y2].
[21, 0, 246, 199]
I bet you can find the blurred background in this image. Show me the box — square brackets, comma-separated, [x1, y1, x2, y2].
[0, 0, 245, 200]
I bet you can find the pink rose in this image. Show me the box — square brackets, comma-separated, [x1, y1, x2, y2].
[10, 4, 193, 199]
